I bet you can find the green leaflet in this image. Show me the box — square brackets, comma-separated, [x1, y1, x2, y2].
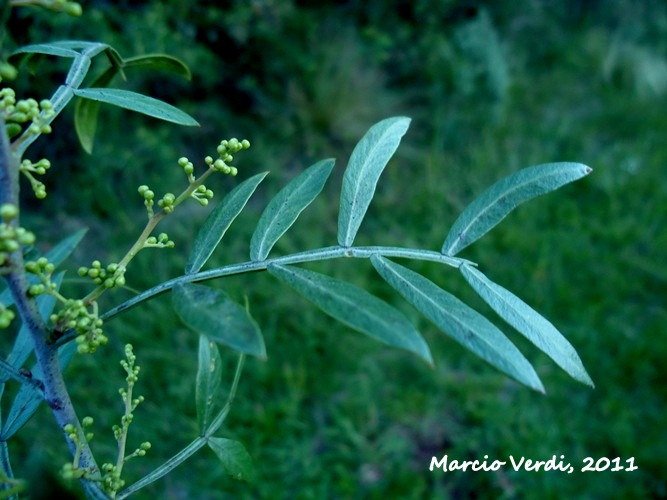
[72, 88, 199, 127]
[187, 172, 268, 274]
[442, 162, 592, 256]
[75, 54, 191, 153]
[460, 264, 594, 387]
[74, 66, 116, 154]
[268, 264, 433, 365]
[172, 284, 266, 359]
[195, 335, 223, 434]
[123, 54, 192, 79]
[11, 42, 80, 59]
[338, 117, 411, 247]
[250, 159, 334, 261]
[371, 256, 544, 392]
[207, 437, 254, 482]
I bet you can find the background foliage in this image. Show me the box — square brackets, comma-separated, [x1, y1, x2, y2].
[3, 0, 666, 498]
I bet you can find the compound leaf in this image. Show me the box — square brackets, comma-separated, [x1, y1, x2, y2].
[442, 162, 592, 256]
[268, 264, 433, 365]
[72, 88, 199, 127]
[460, 264, 593, 387]
[208, 437, 254, 482]
[187, 172, 268, 274]
[250, 159, 334, 261]
[371, 256, 544, 392]
[338, 117, 411, 247]
[173, 284, 266, 359]
[195, 335, 223, 433]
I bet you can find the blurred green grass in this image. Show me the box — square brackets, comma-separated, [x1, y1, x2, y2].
[5, 1, 667, 498]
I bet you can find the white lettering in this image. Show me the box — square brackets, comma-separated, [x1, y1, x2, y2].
[429, 455, 448, 471]
[509, 455, 525, 471]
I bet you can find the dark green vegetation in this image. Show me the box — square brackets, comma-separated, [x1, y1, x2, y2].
[4, 1, 666, 498]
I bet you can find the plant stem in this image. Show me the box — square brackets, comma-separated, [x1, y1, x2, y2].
[1, 121, 106, 497]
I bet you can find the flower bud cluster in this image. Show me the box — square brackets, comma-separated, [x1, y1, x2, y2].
[191, 184, 214, 206]
[61, 417, 94, 480]
[25, 257, 57, 296]
[1, 204, 36, 268]
[1, 90, 55, 139]
[215, 137, 250, 167]
[144, 232, 175, 249]
[157, 192, 176, 213]
[137, 184, 155, 217]
[101, 463, 125, 493]
[49, 299, 107, 354]
[78, 260, 126, 289]
[19, 158, 51, 199]
[102, 345, 150, 495]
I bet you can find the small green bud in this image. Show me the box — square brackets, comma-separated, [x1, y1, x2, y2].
[177, 157, 189, 167]
[115, 275, 126, 287]
[82, 416, 94, 427]
[6, 123, 21, 138]
[0, 203, 18, 221]
[65, 2, 83, 16]
[0, 62, 17, 81]
[18, 231, 36, 246]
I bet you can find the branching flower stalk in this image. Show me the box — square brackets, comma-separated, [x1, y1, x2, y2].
[100, 345, 150, 497]
[81, 139, 248, 307]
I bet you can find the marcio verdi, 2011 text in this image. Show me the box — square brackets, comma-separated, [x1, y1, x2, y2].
[430, 455, 638, 474]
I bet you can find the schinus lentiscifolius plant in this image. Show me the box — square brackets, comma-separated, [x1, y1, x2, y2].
[0, 2, 595, 498]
